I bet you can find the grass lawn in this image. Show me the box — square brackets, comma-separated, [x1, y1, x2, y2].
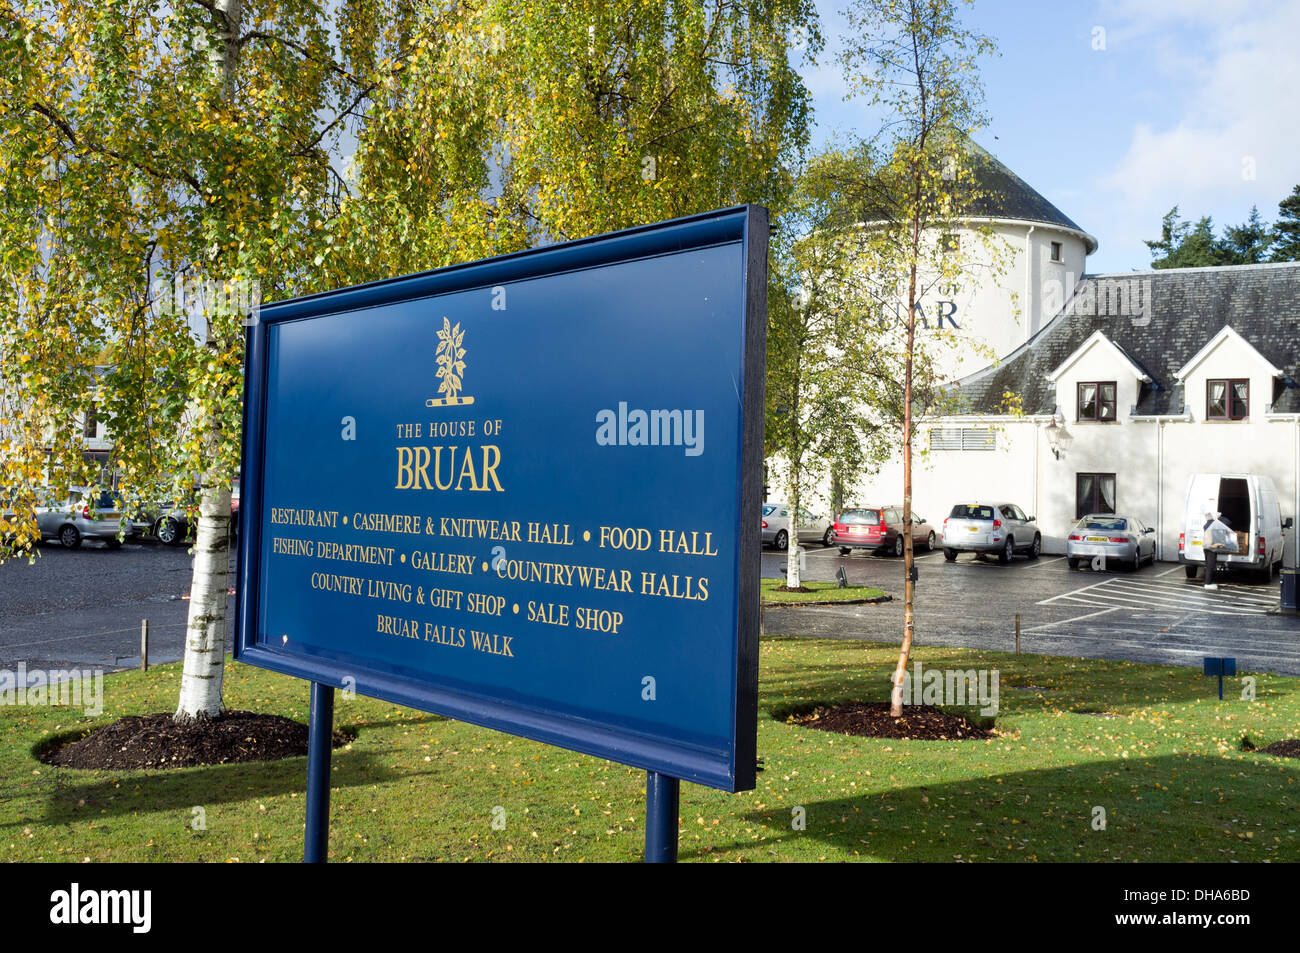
[2, 639, 1298, 862]
[760, 578, 886, 604]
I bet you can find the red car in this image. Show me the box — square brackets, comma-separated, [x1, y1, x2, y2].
[834, 506, 937, 557]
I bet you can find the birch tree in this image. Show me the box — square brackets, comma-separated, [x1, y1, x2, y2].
[838, 0, 1006, 716]
[0, 0, 467, 721]
[766, 143, 893, 588]
[1, 0, 818, 722]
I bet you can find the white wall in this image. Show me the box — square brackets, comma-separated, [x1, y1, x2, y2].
[843, 418, 1300, 559]
[909, 222, 1090, 383]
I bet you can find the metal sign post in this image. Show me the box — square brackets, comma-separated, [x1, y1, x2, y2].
[645, 772, 680, 863]
[304, 682, 335, 862]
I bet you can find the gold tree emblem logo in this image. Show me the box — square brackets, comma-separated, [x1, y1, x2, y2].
[428, 316, 475, 407]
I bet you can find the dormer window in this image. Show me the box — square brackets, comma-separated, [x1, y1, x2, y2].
[1207, 379, 1248, 420]
[1077, 381, 1117, 421]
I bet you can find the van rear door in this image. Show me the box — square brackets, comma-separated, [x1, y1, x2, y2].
[1183, 474, 1220, 564]
[1217, 476, 1253, 563]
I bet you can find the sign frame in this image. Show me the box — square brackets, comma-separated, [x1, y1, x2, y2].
[234, 205, 767, 793]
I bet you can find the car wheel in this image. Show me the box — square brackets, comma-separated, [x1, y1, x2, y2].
[1067, 557, 1079, 569]
[926, 531, 936, 551]
[943, 548, 957, 562]
[59, 525, 82, 549]
[998, 537, 1013, 564]
[823, 528, 834, 548]
[774, 530, 788, 551]
[839, 547, 851, 556]
[1028, 535, 1041, 560]
[1185, 564, 1199, 579]
[157, 517, 182, 546]
[893, 535, 904, 557]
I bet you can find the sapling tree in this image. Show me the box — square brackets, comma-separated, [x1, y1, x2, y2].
[838, 0, 1009, 716]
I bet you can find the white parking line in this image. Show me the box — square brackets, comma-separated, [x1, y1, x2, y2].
[1023, 606, 1118, 631]
[1023, 556, 1068, 568]
[1024, 625, 1300, 658]
[1119, 583, 1278, 610]
[1105, 578, 1277, 607]
[1113, 573, 1272, 596]
[1039, 576, 1269, 615]
[1039, 574, 1121, 602]
[1156, 565, 1188, 578]
[1086, 591, 1263, 615]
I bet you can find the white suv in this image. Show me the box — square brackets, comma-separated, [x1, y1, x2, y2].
[942, 502, 1041, 563]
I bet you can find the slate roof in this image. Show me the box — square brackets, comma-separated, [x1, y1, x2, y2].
[960, 140, 1098, 252]
[955, 261, 1300, 416]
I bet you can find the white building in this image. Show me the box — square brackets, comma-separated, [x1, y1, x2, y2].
[821, 142, 1300, 560]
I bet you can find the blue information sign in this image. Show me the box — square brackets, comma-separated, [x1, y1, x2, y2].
[235, 206, 767, 792]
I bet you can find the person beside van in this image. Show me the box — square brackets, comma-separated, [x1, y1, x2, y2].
[1181, 474, 1285, 583]
[1202, 511, 1238, 589]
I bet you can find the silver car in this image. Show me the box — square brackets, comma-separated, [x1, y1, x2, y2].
[1066, 514, 1156, 571]
[941, 501, 1041, 563]
[35, 488, 138, 549]
[761, 502, 834, 550]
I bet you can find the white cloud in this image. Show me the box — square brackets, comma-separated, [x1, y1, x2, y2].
[1097, 1, 1300, 205]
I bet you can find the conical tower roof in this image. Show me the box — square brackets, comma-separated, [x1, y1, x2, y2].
[959, 138, 1098, 253]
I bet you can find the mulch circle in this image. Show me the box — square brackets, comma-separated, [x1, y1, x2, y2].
[789, 701, 992, 740]
[1260, 739, 1300, 758]
[39, 710, 349, 770]
[771, 585, 815, 593]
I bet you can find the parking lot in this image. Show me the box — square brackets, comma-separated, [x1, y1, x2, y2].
[4, 534, 1298, 679]
[0, 539, 231, 674]
[762, 544, 1300, 676]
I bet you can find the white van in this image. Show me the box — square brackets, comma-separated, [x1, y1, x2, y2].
[1178, 473, 1291, 582]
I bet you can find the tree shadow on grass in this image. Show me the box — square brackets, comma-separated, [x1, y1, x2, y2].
[717, 751, 1300, 863]
[4, 748, 413, 828]
[758, 638, 1295, 715]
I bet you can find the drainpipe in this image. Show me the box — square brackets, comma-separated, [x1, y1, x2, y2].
[1024, 226, 1036, 340]
[1033, 417, 1040, 547]
[1158, 418, 1165, 561]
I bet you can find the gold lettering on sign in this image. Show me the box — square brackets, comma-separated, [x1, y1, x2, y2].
[395, 445, 504, 491]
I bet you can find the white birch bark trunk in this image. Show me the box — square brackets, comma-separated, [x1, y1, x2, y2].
[174, 481, 231, 721]
[174, 0, 242, 723]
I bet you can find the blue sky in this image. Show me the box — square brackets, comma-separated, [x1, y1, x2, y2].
[800, 0, 1300, 272]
